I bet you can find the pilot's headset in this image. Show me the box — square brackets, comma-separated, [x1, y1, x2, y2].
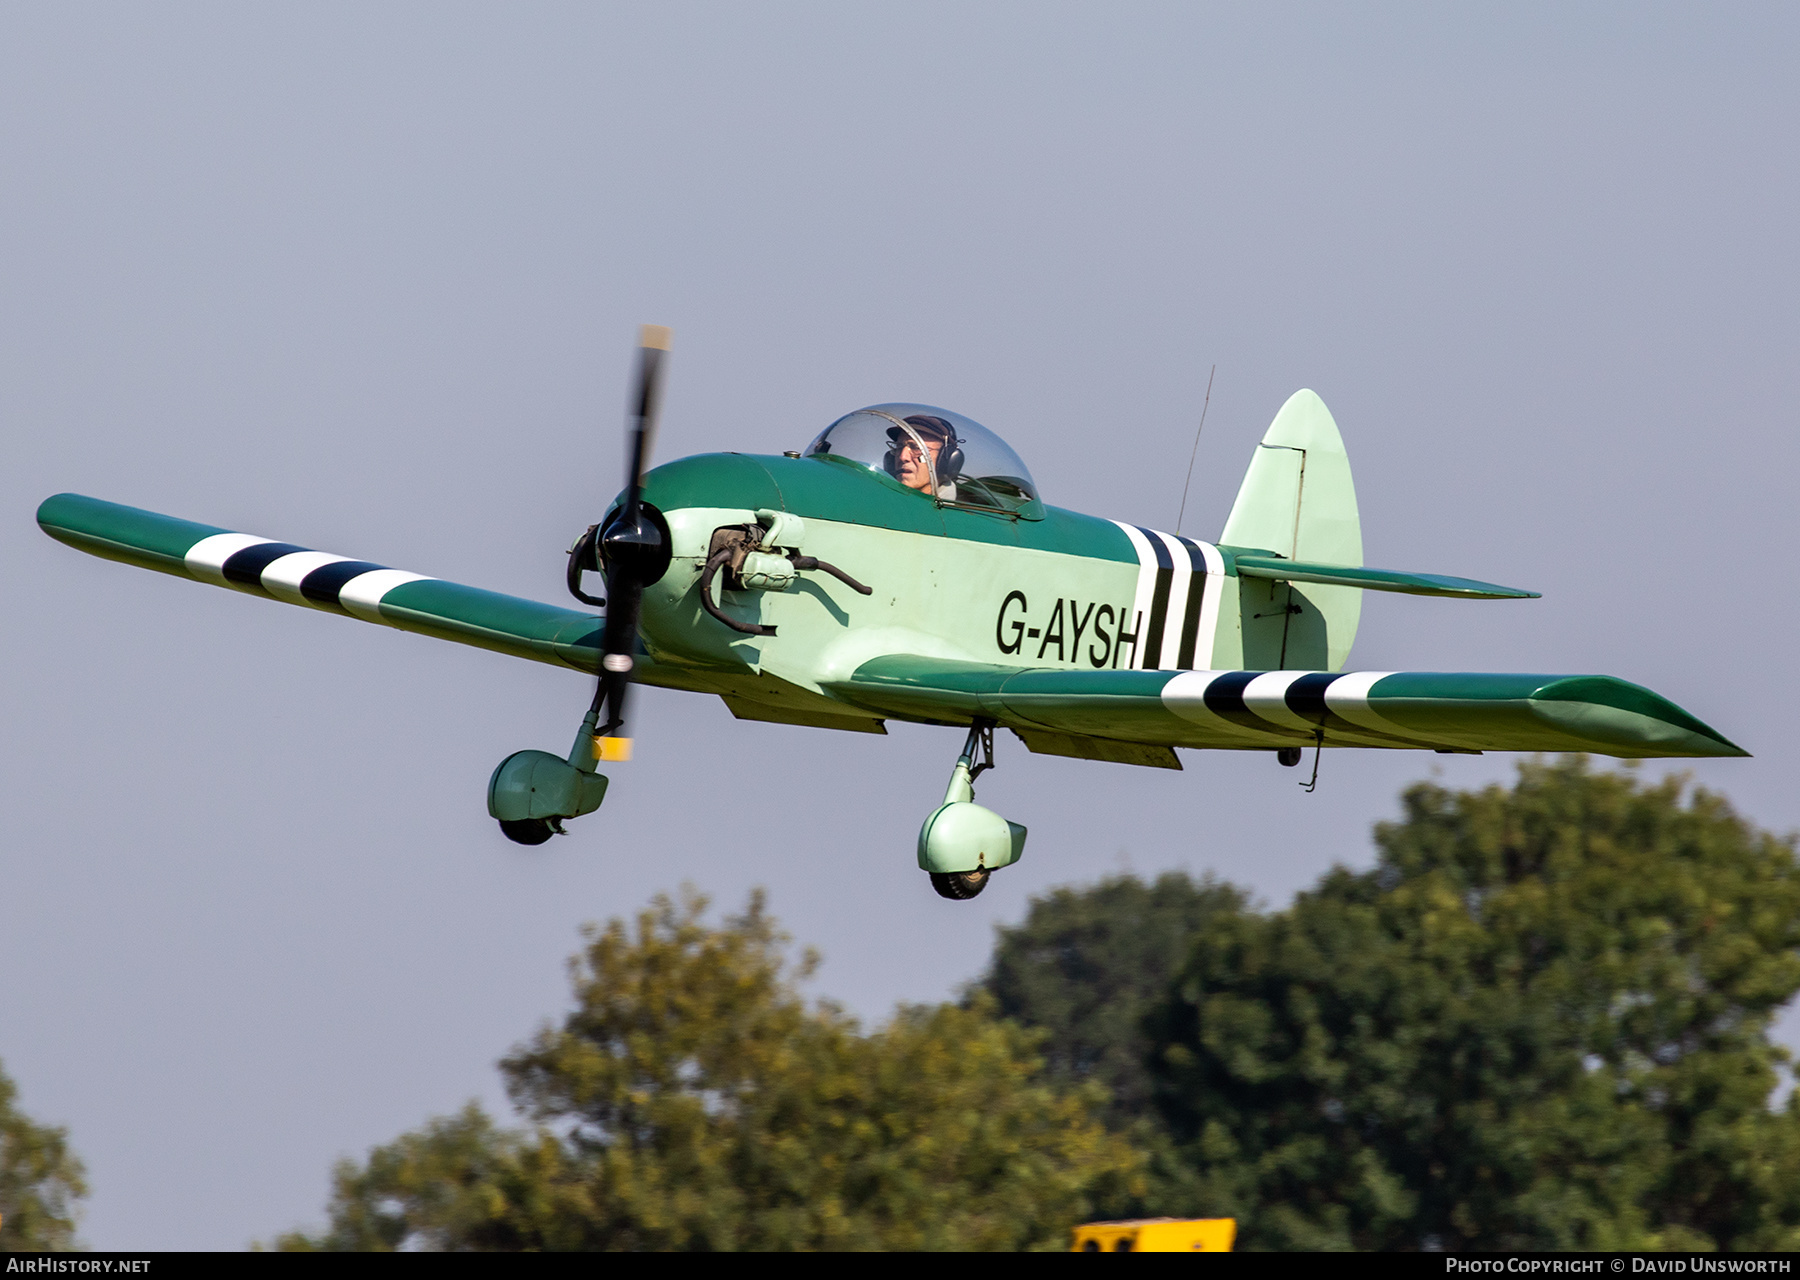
[903, 415, 963, 480]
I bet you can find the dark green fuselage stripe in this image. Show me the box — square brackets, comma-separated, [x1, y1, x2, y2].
[638, 453, 1140, 562]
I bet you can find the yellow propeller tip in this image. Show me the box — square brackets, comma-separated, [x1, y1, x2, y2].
[595, 736, 634, 762]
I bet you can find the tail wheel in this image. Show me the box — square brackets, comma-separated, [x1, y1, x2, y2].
[930, 870, 990, 900]
[499, 818, 556, 846]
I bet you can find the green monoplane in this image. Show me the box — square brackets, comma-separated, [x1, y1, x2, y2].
[37, 328, 1746, 900]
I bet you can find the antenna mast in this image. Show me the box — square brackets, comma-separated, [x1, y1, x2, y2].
[1175, 364, 1216, 533]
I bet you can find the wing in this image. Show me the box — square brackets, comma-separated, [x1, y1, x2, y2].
[38, 493, 609, 674]
[829, 656, 1746, 761]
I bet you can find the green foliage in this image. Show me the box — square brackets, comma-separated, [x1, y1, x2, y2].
[280, 891, 1140, 1251]
[282, 759, 1800, 1252]
[1146, 758, 1800, 1251]
[0, 1061, 87, 1251]
[982, 871, 1247, 1124]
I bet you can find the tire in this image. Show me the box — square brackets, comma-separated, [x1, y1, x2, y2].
[499, 818, 555, 846]
[930, 869, 990, 900]
[1277, 747, 1303, 767]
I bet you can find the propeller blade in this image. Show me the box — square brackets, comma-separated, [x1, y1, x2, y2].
[588, 324, 672, 762]
[624, 324, 670, 514]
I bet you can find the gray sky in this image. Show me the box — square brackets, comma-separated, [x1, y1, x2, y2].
[3, 2, 1796, 1250]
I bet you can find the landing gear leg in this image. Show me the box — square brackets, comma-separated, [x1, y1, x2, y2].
[919, 718, 1025, 902]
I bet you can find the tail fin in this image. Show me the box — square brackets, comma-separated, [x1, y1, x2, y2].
[1219, 390, 1363, 671]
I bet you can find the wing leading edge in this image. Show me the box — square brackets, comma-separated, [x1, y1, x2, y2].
[832, 657, 1746, 760]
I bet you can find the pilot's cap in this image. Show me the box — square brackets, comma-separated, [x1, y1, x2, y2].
[887, 414, 958, 447]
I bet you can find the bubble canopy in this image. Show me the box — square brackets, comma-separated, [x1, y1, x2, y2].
[803, 404, 1042, 517]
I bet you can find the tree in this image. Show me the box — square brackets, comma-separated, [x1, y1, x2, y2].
[0, 1060, 87, 1251]
[981, 871, 1247, 1124]
[279, 891, 1141, 1251]
[1145, 758, 1800, 1251]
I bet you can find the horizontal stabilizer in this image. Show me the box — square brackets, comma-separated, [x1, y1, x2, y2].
[1230, 553, 1539, 599]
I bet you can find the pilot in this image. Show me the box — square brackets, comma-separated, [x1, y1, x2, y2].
[887, 414, 960, 499]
